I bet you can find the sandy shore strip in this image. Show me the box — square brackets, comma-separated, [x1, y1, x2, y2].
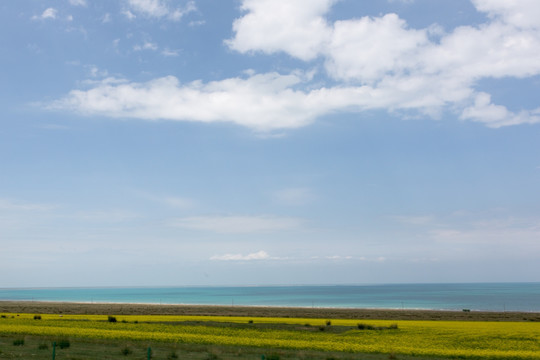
[1, 301, 539, 322]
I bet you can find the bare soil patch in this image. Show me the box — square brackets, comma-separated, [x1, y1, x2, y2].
[1, 301, 538, 322]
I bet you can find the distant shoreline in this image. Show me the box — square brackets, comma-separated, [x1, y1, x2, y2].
[1, 300, 539, 322]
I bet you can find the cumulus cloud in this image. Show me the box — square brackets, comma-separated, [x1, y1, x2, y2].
[48, 73, 328, 131]
[226, 0, 336, 61]
[325, 14, 429, 83]
[49, 0, 540, 130]
[210, 250, 270, 261]
[69, 0, 87, 6]
[169, 215, 303, 233]
[224, 0, 540, 127]
[472, 0, 540, 29]
[126, 0, 196, 21]
[460, 92, 540, 127]
[48, 69, 486, 131]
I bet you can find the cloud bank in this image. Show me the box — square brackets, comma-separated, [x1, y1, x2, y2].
[50, 0, 540, 131]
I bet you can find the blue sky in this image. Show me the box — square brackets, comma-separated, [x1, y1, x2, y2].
[1, 0, 539, 287]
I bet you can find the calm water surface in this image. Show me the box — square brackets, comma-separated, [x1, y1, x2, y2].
[1, 283, 538, 312]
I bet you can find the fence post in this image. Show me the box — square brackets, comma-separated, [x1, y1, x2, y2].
[147, 346, 152, 360]
[52, 341, 56, 360]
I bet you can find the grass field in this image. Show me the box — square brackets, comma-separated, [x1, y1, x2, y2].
[1, 311, 539, 359]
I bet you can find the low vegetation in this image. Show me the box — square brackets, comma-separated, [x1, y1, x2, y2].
[0, 313, 538, 359]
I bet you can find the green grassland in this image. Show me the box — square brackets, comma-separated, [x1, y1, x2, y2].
[0, 334, 448, 360]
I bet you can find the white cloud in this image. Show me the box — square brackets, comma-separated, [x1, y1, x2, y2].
[224, 0, 540, 127]
[169, 215, 303, 233]
[127, 0, 168, 17]
[325, 255, 353, 260]
[161, 48, 181, 57]
[210, 250, 270, 261]
[48, 73, 327, 131]
[122, 10, 136, 20]
[69, 0, 87, 6]
[32, 8, 58, 20]
[134, 41, 158, 51]
[50, 0, 540, 130]
[326, 14, 428, 83]
[460, 92, 540, 127]
[472, 0, 540, 29]
[169, 1, 197, 21]
[42, 8, 58, 19]
[226, 0, 336, 61]
[47, 70, 481, 131]
[87, 65, 109, 78]
[126, 0, 196, 21]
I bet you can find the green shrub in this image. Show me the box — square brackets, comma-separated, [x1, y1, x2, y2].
[13, 339, 25, 346]
[121, 346, 132, 356]
[357, 323, 375, 330]
[58, 339, 70, 349]
[108, 316, 117, 323]
[326, 320, 331, 326]
[34, 314, 42, 320]
[38, 343, 49, 350]
[357, 323, 398, 330]
[167, 351, 179, 359]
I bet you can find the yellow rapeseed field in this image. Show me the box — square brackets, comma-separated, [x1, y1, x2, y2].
[1, 313, 539, 358]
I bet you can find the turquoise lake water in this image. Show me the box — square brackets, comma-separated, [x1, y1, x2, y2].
[1, 283, 539, 312]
